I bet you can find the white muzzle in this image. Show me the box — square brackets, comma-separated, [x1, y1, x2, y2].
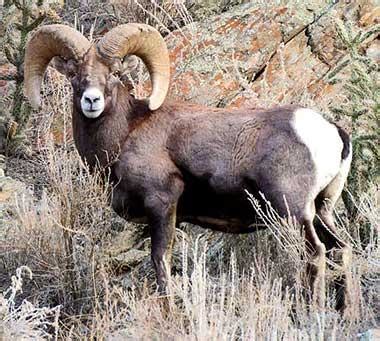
[80, 87, 105, 118]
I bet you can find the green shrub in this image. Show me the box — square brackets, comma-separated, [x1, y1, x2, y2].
[0, 0, 61, 153]
[328, 20, 380, 219]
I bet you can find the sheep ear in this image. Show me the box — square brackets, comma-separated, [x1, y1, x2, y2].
[110, 58, 122, 74]
[50, 57, 78, 79]
[119, 56, 139, 87]
[121, 55, 139, 75]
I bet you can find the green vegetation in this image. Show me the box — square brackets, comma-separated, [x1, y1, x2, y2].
[328, 20, 380, 219]
[0, 0, 60, 153]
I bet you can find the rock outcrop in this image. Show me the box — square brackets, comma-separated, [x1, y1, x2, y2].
[166, 1, 379, 109]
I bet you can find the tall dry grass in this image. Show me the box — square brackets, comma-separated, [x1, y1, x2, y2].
[0, 266, 60, 340]
[1, 136, 378, 338]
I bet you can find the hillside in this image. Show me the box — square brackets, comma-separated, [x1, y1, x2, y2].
[0, 1, 379, 339]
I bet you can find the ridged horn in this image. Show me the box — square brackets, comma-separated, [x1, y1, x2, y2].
[97, 24, 170, 111]
[24, 24, 90, 109]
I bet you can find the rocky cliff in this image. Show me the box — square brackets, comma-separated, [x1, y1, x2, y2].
[166, 1, 379, 109]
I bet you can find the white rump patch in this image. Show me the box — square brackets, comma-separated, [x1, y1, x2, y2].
[330, 142, 352, 202]
[291, 108, 344, 196]
[81, 87, 105, 119]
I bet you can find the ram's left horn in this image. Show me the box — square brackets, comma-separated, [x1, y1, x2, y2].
[97, 24, 170, 111]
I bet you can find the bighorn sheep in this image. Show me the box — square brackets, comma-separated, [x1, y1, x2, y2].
[24, 24, 352, 308]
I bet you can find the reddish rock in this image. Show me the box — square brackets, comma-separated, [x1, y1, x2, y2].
[166, 1, 378, 110]
[166, 3, 322, 106]
[367, 39, 380, 63]
[359, 3, 380, 27]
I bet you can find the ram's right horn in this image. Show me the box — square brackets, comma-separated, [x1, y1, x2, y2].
[24, 24, 90, 109]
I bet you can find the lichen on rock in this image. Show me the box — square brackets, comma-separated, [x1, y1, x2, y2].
[167, 1, 379, 110]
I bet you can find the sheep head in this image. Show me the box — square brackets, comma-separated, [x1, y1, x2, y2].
[24, 24, 171, 117]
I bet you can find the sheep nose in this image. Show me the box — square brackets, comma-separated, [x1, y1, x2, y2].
[84, 94, 100, 104]
[80, 87, 105, 118]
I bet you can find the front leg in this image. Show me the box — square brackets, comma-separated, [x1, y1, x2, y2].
[145, 193, 180, 294]
[121, 152, 184, 293]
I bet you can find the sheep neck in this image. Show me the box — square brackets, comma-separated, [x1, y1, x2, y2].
[72, 85, 150, 170]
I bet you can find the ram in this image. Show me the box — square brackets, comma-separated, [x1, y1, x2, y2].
[24, 24, 352, 308]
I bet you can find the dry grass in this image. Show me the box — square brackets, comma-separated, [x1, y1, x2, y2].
[1, 147, 114, 308]
[0, 133, 378, 338]
[96, 226, 377, 340]
[0, 266, 60, 340]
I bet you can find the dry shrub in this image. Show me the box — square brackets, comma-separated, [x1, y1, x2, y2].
[26, 66, 73, 150]
[0, 266, 60, 340]
[62, 0, 194, 38]
[1, 143, 123, 317]
[112, 0, 194, 33]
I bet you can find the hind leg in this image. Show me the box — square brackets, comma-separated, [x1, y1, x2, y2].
[285, 201, 327, 309]
[302, 204, 327, 309]
[261, 189, 326, 309]
[315, 173, 353, 314]
[315, 199, 353, 314]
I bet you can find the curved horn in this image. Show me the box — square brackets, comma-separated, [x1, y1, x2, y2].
[24, 24, 90, 109]
[97, 24, 170, 111]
